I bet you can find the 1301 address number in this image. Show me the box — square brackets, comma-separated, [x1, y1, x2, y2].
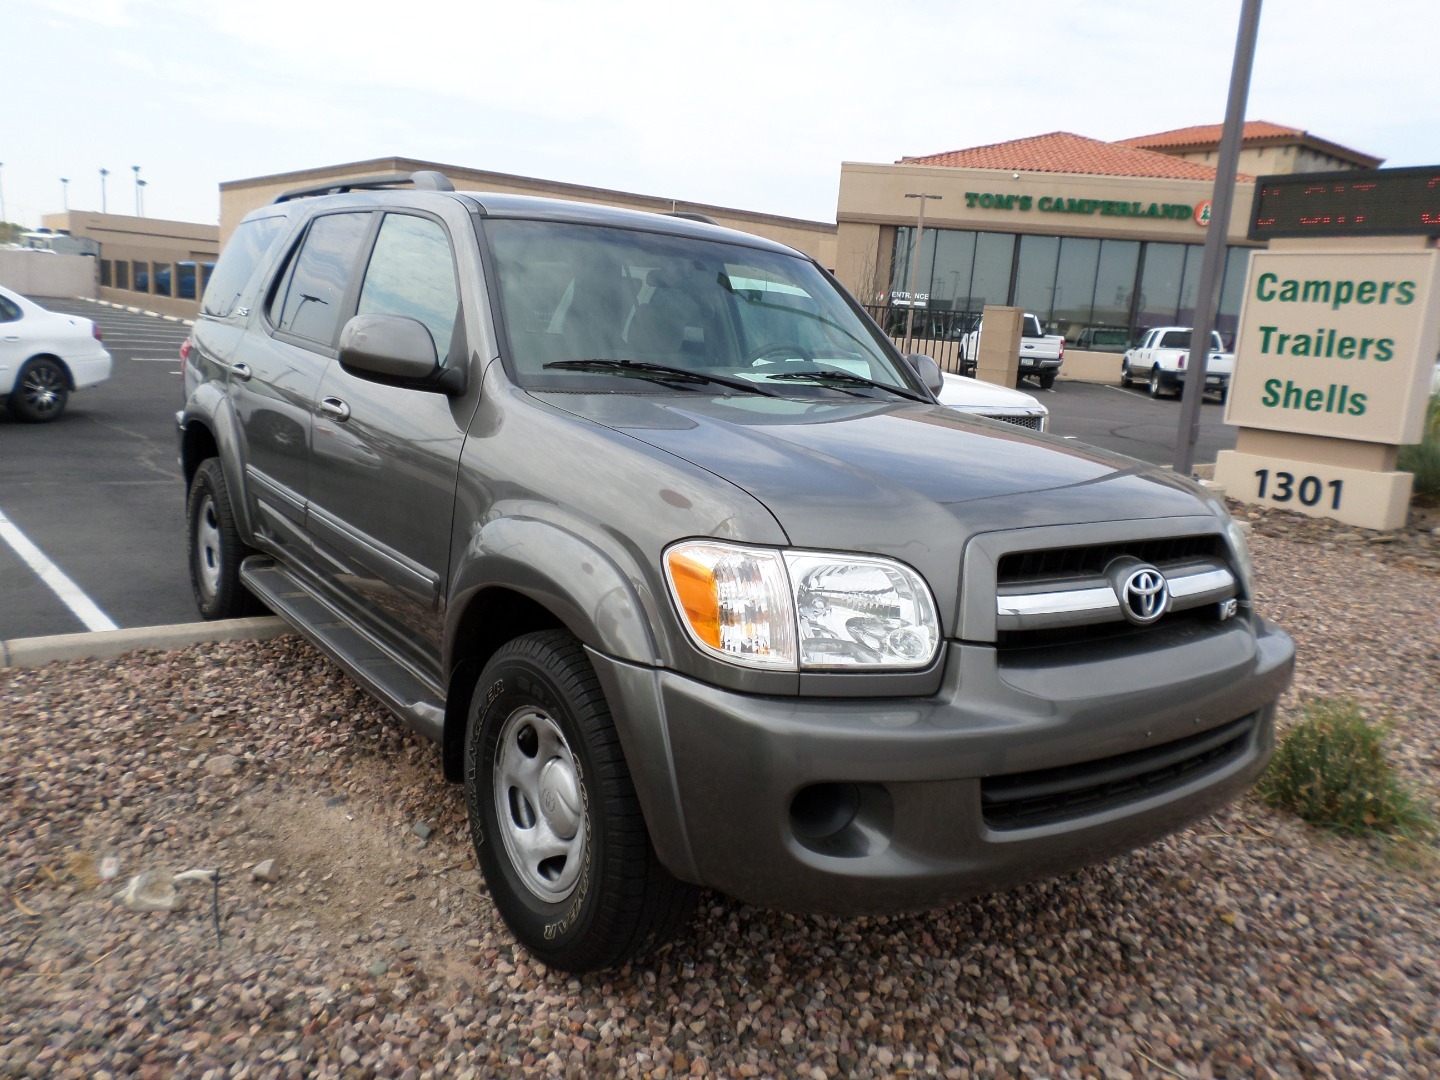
[1253, 469, 1343, 510]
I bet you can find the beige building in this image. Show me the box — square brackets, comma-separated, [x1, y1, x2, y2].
[39, 210, 220, 320]
[833, 122, 1383, 382]
[1117, 120, 1382, 178]
[220, 156, 838, 267]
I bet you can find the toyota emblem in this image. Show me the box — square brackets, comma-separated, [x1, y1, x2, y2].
[1120, 566, 1170, 625]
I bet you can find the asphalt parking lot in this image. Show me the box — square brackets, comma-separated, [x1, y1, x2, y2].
[0, 298, 192, 640]
[0, 304, 1236, 642]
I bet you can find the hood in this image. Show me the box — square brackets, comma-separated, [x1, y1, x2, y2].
[535, 391, 1213, 561]
[936, 373, 1044, 411]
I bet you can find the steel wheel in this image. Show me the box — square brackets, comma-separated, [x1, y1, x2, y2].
[194, 492, 223, 604]
[10, 357, 69, 422]
[492, 705, 588, 903]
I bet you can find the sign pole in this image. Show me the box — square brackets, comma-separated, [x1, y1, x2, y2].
[903, 193, 940, 346]
[1174, 0, 1263, 477]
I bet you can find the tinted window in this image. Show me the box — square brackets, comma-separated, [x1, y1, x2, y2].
[0, 296, 20, 322]
[356, 214, 459, 360]
[271, 212, 372, 346]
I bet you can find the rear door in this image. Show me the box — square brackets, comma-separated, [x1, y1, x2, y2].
[234, 210, 374, 556]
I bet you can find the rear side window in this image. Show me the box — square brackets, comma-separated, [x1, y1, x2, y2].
[356, 214, 460, 361]
[0, 296, 20, 322]
[201, 216, 286, 318]
[269, 212, 372, 347]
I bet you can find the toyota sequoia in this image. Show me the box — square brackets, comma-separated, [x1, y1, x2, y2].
[178, 172, 1294, 971]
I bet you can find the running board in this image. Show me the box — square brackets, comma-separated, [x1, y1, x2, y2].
[240, 556, 446, 743]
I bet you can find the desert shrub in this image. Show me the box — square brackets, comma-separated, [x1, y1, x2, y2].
[1257, 698, 1433, 838]
[1398, 394, 1440, 503]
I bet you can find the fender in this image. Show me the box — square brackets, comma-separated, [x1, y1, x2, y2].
[179, 386, 257, 545]
[443, 515, 663, 673]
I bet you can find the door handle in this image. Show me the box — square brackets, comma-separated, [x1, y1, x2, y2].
[229, 362, 252, 381]
[317, 397, 351, 422]
[3, 335, 19, 342]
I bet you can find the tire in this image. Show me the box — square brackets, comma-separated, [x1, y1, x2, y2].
[466, 630, 697, 971]
[9, 356, 70, 422]
[1038, 372, 1056, 390]
[1120, 362, 1132, 388]
[1148, 367, 1164, 398]
[186, 459, 264, 619]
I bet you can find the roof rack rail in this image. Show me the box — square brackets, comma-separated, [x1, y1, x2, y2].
[273, 170, 456, 204]
[666, 211, 719, 226]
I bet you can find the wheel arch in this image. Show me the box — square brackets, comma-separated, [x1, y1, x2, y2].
[21, 352, 75, 390]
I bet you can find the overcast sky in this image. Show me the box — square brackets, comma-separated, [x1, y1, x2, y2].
[4, 0, 1436, 229]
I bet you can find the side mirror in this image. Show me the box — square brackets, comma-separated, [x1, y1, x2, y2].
[338, 314, 464, 394]
[905, 353, 945, 395]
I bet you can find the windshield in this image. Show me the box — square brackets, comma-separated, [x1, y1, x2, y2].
[485, 220, 916, 397]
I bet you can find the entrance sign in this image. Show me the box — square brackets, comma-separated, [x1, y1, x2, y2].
[1224, 250, 1440, 444]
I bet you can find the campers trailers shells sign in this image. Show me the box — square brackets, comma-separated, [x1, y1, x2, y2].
[1224, 250, 1440, 445]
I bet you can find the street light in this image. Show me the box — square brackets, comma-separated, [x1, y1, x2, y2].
[61, 177, 70, 212]
[903, 193, 942, 343]
[136, 178, 147, 217]
[132, 166, 142, 215]
[100, 168, 109, 213]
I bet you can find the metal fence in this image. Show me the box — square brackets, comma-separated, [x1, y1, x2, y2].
[862, 303, 979, 376]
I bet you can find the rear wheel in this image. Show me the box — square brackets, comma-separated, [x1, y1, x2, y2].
[9, 356, 69, 422]
[1148, 367, 1164, 398]
[1038, 372, 1056, 390]
[466, 630, 697, 971]
[187, 459, 264, 619]
[1120, 362, 1132, 388]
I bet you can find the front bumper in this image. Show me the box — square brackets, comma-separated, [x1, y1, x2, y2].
[592, 617, 1293, 913]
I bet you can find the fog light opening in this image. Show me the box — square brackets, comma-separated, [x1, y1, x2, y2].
[790, 783, 861, 842]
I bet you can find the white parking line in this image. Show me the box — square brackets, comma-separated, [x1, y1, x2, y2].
[0, 509, 118, 632]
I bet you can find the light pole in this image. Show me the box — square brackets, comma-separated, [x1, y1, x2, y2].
[137, 178, 147, 217]
[132, 166, 142, 215]
[902, 193, 941, 344]
[1172, 0, 1262, 477]
[61, 177, 70, 212]
[100, 168, 109, 213]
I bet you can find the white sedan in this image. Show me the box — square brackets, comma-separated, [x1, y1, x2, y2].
[0, 285, 113, 422]
[937, 371, 1049, 432]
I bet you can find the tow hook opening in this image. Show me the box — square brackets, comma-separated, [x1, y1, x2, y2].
[789, 782, 893, 858]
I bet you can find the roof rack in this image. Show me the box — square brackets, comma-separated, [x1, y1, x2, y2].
[666, 211, 720, 226]
[272, 170, 456, 204]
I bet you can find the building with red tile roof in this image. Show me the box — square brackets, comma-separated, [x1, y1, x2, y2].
[1118, 121, 1382, 176]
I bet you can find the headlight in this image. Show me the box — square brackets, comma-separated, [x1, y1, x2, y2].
[664, 542, 940, 671]
[1208, 499, 1255, 601]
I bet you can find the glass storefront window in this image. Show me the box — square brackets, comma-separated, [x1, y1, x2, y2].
[933, 229, 977, 311]
[1050, 238, 1100, 340]
[1091, 240, 1139, 332]
[1136, 242, 1185, 330]
[1175, 244, 1207, 327]
[1013, 235, 1060, 324]
[1215, 247, 1253, 345]
[969, 233, 1014, 311]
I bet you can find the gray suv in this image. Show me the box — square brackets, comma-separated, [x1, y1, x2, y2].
[179, 172, 1294, 971]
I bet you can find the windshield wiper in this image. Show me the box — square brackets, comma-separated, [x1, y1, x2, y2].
[543, 359, 782, 397]
[763, 369, 927, 402]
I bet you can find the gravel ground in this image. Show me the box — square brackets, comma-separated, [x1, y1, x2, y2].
[3, 530, 1438, 1080]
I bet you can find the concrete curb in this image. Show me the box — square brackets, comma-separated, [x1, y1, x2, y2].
[1, 616, 290, 669]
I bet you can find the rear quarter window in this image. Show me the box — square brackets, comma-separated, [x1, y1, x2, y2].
[201, 216, 287, 318]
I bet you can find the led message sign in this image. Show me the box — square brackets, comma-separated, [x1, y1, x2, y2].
[1248, 166, 1440, 241]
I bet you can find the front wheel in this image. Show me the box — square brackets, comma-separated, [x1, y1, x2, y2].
[187, 459, 264, 619]
[466, 630, 697, 972]
[9, 356, 70, 422]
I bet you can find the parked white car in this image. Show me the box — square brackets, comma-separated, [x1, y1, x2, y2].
[0, 285, 112, 422]
[938, 371, 1049, 432]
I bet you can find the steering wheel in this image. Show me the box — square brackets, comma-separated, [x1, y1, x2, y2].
[748, 342, 814, 366]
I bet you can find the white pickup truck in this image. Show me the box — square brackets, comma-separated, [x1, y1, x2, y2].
[961, 313, 1065, 389]
[1122, 327, 1233, 400]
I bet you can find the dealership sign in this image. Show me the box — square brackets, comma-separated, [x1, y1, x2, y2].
[963, 190, 1198, 222]
[1224, 250, 1440, 444]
